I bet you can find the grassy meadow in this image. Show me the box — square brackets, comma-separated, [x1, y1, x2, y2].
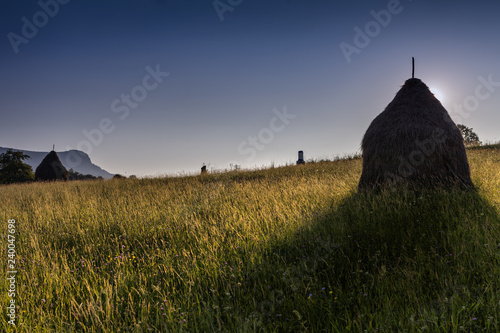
[1, 146, 499, 332]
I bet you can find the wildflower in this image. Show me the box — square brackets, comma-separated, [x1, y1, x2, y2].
[308, 294, 313, 298]
[42, 299, 46, 302]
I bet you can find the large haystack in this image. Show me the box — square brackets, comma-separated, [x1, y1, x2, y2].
[358, 78, 473, 190]
[35, 150, 69, 181]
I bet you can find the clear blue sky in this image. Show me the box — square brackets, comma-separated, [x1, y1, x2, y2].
[1, 0, 499, 176]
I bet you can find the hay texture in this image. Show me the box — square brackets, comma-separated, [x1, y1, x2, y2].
[35, 150, 69, 181]
[358, 78, 473, 190]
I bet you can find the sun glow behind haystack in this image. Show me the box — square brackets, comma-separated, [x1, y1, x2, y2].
[429, 86, 445, 104]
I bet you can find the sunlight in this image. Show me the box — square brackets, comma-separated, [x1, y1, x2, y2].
[429, 86, 445, 104]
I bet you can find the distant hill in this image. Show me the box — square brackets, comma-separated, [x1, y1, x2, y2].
[0, 147, 114, 179]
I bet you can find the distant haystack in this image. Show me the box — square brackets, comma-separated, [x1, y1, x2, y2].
[358, 78, 473, 190]
[35, 150, 69, 181]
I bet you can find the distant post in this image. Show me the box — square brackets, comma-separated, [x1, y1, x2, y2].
[296, 150, 305, 165]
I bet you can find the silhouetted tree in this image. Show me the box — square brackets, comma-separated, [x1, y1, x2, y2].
[0, 149, 34, 184]
[457, 124, 482, 147]
[68, 168, 98, 180]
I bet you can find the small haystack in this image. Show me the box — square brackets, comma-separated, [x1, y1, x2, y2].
[358, 77, 473, 190]
[35, 150, 69, 181]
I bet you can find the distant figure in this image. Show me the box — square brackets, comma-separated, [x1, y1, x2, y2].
[35, 150, 69, 181]
[201, 165, 207, 174]
[296, 150, 305, 165]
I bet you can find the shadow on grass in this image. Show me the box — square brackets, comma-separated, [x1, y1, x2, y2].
[232, 188, 500, 331]
[42, 188, 499, 332]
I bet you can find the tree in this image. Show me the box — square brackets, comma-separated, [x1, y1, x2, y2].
[68, 168, 98, 180]
[457, 124, 482, 147]
[0, 149, 34, 184]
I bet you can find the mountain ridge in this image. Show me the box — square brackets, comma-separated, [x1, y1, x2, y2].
[0, 147, 114, 179]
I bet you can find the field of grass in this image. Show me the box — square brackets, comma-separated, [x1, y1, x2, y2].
[1, 147, 499, 332]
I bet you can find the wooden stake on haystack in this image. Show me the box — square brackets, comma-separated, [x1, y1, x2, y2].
[412, 57, 415, 79]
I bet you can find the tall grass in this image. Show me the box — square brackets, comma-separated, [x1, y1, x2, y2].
[1, 148, 499, 332]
